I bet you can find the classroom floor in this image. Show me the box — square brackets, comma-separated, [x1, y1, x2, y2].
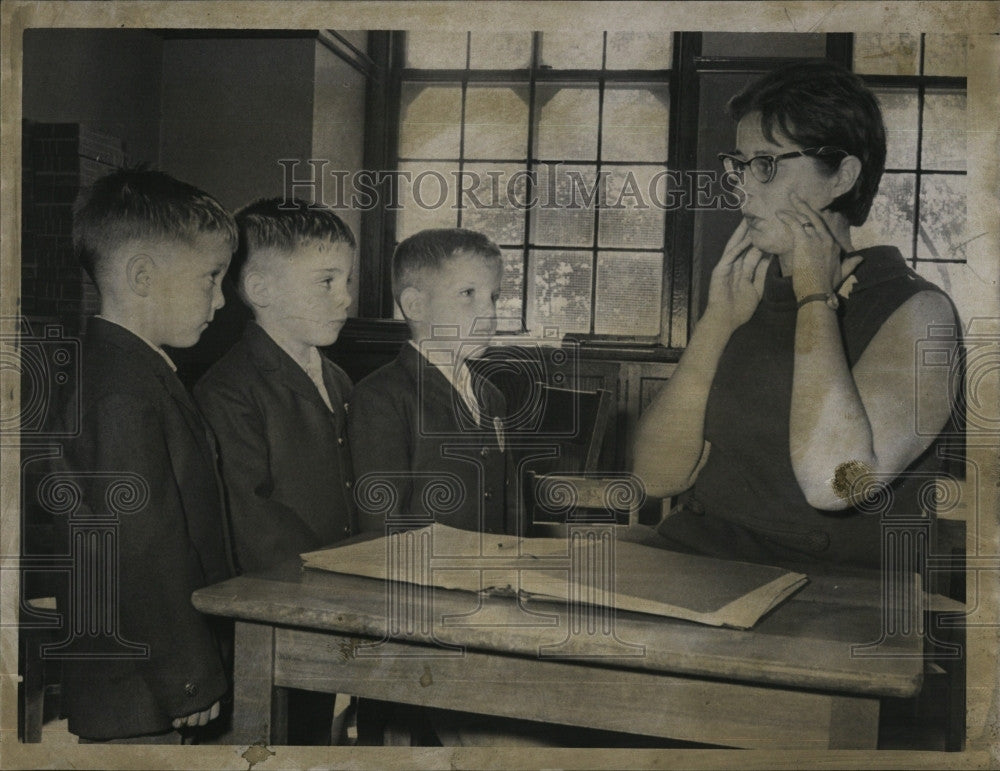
[34, 704, 954, 750]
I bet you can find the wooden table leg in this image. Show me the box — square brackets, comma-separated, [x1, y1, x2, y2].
[225, 621, 284, 746]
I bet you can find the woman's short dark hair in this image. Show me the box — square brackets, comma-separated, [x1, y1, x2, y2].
[728, 60, 887, 226]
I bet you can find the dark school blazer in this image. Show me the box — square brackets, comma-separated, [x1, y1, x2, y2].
[50, 317, 232, 740]
[194, 321, 357, 574]
[348, 342, 514, 535]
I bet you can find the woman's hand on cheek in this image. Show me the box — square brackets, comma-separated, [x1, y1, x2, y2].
[704, 219, 771, 332]
[775, 193, 845, 300]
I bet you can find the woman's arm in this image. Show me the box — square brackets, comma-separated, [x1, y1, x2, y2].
[632, 221, 769, 498]
[780, 197, 957, 510]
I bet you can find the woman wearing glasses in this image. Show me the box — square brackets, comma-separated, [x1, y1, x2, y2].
[633, 60, 959, 568]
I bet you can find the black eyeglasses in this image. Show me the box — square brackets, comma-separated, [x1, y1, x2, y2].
[717, 146, 848, 184]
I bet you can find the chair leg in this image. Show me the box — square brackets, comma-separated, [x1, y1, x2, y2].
[944, 623, 966, 751]
[20, 633, 45, 743]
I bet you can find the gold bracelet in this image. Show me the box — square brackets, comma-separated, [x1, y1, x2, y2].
[796, 292, 839, 310]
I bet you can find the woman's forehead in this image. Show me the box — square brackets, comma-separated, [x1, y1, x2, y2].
[735, 112, 794, 153]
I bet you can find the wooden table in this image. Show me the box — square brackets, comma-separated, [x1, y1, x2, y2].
[192, 556, 924, 749]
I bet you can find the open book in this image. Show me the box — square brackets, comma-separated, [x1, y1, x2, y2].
[301, 524, 808, 630]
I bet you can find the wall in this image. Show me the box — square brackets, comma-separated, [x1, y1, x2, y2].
[159, 36, 317, 210]
[312, 39, 368, 315]
[157, 35, 371, 383]
[21, 29, 163, 166]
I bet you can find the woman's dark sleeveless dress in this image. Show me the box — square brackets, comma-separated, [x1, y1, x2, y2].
[656, 246, 960, 569]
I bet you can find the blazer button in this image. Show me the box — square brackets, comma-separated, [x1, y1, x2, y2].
[338, 437, 345, 446]
[345, 480, 352, 489]
[184, 682, 199, 697]
[483, 491, 493, 500]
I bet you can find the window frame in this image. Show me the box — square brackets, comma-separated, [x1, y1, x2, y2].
[854, 34, 968, 267]
[362, 30, 684, 350]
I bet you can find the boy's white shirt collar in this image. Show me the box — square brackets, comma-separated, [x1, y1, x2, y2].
[259, 323, 334, 412]
[95, 315, 177, 372]
[409, 340, 480, 423]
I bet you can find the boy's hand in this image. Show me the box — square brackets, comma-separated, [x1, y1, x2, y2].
[172, 700, 220, 729]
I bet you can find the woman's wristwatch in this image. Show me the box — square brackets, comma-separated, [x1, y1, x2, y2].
[796, 292, 839, 310]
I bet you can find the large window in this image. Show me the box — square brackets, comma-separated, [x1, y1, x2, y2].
[852, 34, 968, 269]
[378, 32, 970, 344]
[394, 31, 675, 339]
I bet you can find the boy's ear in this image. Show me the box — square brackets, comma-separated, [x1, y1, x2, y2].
[125, 254, 154, 297]
[242, 270, 271, 309]
[399, 285, 426, 322]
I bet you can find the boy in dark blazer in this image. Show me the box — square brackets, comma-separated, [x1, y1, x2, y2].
[349, 228, 512, 535]
[52, 169, 237, 741]
[194, 198, 357, 744]
[194, 199, 357, 574]
[348, 229, 534, 745]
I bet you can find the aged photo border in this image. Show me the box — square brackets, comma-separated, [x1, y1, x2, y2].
[2, 1, 998, 769]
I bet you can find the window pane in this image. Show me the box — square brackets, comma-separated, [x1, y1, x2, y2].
[469, 32, 532, 69]
[529, 163, 596, 247]
[851, 172, 915, 257]
[527, 249, 593, 335]
[918, 175, 968, 261]
[464, 86, 529, 160]
[605, 32, 672, 69]
[497, 249, 525, 332]
[601, 85, 669, 162]
[396, 162, 459, 238]
[405, 31, 467, 68]
[924, 34, 967, 76]
[398, 84, 462, 159]
[923, 90, 966, 171]
[460, 163, 526, 245]
[853, 33, 920, 75]
[873, 87, 918, 169]
[598, 166, 666, 249]
[534, 85, 600, 160]
[538, 31, 603, 69]
[595, 252, 662, 336]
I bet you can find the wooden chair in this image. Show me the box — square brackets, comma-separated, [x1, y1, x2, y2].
[19, 596, 60, 743]
[878, 474, 967, 751]
[924, 478, 967, 752]
[526, 472, 645, 533]
[512, 385, 615, 534]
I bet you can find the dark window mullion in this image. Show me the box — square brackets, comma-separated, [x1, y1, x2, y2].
[520, 33, 541, 333]
[529, 244, 664, 254]
[885, 168, 967, 175]
[401, 68, 675, 83]
[456, 33, 471, 229]
[910, 34, 927, 267]
[589, 32, 609, 335]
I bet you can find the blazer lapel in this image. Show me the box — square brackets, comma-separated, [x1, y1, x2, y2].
[401, 343, 491, 434]
[160, 367, 221, 467]
[244, 322, 332, 412]
[89, 318, 217, 465]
